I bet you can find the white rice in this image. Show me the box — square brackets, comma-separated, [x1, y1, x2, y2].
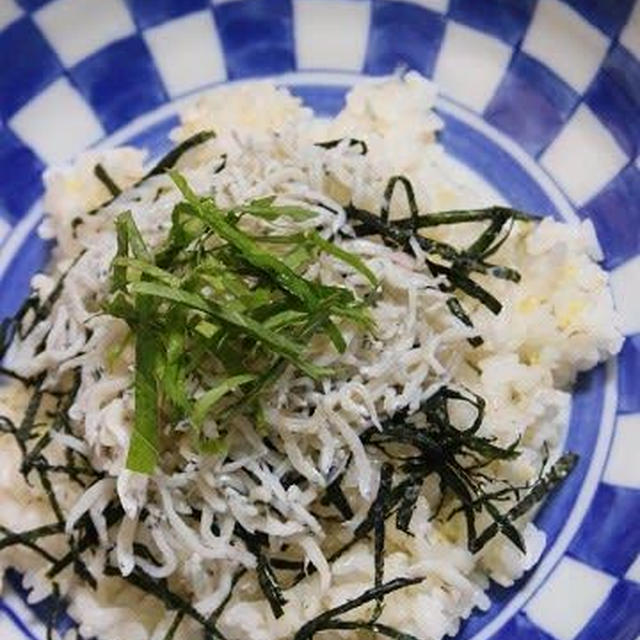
[0, 73, 623, 640]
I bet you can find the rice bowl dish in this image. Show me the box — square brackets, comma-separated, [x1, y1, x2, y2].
[0, 73, 623, 640]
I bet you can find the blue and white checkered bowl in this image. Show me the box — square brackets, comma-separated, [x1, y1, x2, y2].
[0, 1, 638, 639]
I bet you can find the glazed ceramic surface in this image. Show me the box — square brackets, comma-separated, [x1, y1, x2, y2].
[0, 1, 638, 639]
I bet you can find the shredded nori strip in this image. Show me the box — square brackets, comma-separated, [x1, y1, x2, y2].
[17, 251, 86, 343]
[162, 611, 185, 640]
[144, 130, 216, 179]
[468, 453, 578, 553]
[371, 463, 393, 620]
[343, 177, 536, 345]
[293, 577, 424, 640]
[0, 524, 62, 563]
[315, 137, 368, 155]
[46, 583, 64, 640]
[46, 500, 124, 582]
[320, 470, 354, 520]
[86, 130, 216, 216]
[381, 175, 418, 225]
[208, 568, 247, 625]
[214, 153, 228, 175]
[94, 163, 121, 198]
[234, 524, 287, 618]
[103, 565, 229, 640]
[0, 365, 33, 385]
[0, 294, 39, 359]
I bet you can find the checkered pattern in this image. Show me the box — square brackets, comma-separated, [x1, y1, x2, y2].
[0, 1, 639, 639]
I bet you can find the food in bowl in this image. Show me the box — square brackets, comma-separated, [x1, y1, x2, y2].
[0, 73, 623, 640]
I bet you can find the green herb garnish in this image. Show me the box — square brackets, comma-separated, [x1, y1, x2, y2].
[103, 172, 377, 473]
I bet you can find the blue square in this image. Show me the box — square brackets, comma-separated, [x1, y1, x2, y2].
[494, 613, 556, 640]
[568, 484, 640, 577]
[0, 126, 45, 222]
[123, 114, 179, 160]
[581, 164, 640, 270]
[364, 1, 445, 77]
[0, 17, 62, 120]
[214, 0, 294, 79]
[564, 0, 635, 38]
[485, 52, 579, 157]
[125, 0, 208, 29]
[575, 580, 640, 640]
[69, 37, 167, 134]
[618, 334, 640, 415]
[288, 85, 349, 118]
[16, 0, 53, 9]
[448, 0, 535, 46]
[585, 45, 640, 160]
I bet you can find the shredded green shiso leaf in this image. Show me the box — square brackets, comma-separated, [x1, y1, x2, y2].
[0, 133, 579, 640]
[105, 170, 377, 473]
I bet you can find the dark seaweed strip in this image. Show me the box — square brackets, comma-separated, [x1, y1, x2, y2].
[20, 374, 81, 481]
[372, 464, 393, 620]
[293, 577, 423, 640]
[133, 542, 163, 567]
[320, 471, 354, 520]
[381, 176, 419, 226]
[315, 138, 368, 155]
[20, 251, 86, 339]
[356, 386, 530, 554]
[29, 462, 102, 478]
[47, 501, 124, 581]
[0, 522, 65, 552]
[349, 204, 515, 289]
[37, 467, 64, 523]
[368, 206, 536, 230]
[18, 371, 99, 587]
[269, 557, 306, 571]
[208, 568, 247, 626]
[233, 523, 287, 615]
[509, 452, 578, 519]
[0, 524, 60, 563]
[144, 130, 216, 179]
[465, 211, 510, 257]
[163, 611, 185, 640]
[346, 196, 531, 324]
[303, 619, 422, 640]
[445, 297, 483, 347]
[288, 476, 416, 590]
[20, 431, 52, 474]
[214, 153, 228, 175]
[395, 481, 421, 534]
[0, 415, 17, 434]
[245, 533, 287, 618]
[103, 565, 229, 640]
[87, 131, 216, 216]
[94, 164, 121, 198]
[45, 494, 97, 589]
[0, 365, 33, 385]
[428, 260, 502, 315]
[484, 502, 525, 552]
[469, 453, 578, 553]
[14, 374, 46, 455]
[0, 295, 39, 359]
[46, 583, 63, 640]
